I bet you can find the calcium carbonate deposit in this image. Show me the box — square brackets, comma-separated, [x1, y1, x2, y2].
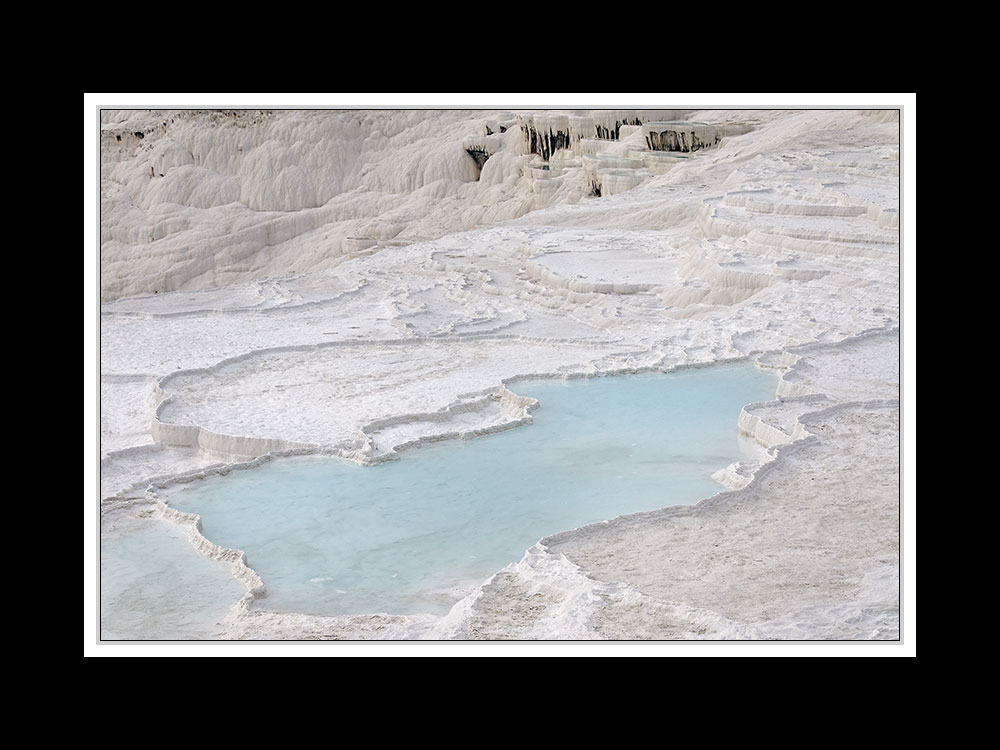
[95, 105, 904, 644]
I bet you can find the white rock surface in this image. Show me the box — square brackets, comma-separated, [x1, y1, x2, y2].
[93, 105, 907, 647]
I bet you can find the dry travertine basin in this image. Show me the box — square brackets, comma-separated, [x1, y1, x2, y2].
[97, 108, 903, 643]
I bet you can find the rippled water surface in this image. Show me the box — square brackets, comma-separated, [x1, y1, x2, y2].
[163, 362, 778, 617]
[100, 514, 246, 640]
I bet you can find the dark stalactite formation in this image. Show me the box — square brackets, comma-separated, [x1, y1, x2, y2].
[645, 127, 722, 153]
[594, 118, 643, 140]
[523, 117, 646, 161]
[521, 125, 572, 162]
[466, 148, 490, 172]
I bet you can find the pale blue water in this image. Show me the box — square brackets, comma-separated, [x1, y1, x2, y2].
[165, 363, 777, 617]
[100, 515, 247, 640]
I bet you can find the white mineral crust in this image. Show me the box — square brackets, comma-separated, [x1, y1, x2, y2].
[95, 105, 906, 645]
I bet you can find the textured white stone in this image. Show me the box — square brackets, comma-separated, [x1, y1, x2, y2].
[97, 107, 903, 643]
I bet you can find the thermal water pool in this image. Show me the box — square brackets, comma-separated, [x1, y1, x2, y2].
[100, 513, 247, 640]
[159, 362, 778, 620]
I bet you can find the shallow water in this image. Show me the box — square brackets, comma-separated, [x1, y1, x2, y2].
[100, 514, 246, 640]
[163, 362, 778, 618]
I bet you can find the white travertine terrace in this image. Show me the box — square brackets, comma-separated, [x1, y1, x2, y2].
[98, 107, 903, 642]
